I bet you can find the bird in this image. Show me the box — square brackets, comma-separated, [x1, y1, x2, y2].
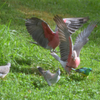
[25, 16, 89, 52]
[51, 15, 97, 74]
[0, 62, 11, 78]
[37, 66, 61, 86]
[71, 67, 92, 77]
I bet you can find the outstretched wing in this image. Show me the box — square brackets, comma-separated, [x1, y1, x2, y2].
[54, 15, 72, 62]
[74, 21, 97, 57]
[55, 17, 89, 34]
[25, 17, 50, 49]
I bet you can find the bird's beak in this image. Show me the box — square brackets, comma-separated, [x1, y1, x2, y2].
[72, 55, 76, 61]
[73, 57, 76, 61]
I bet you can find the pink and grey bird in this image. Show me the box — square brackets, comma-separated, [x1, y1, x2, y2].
[51, 15, 97, 74]
[25, 16, 89, 51]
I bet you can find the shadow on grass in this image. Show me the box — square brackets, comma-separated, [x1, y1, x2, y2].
[11, 65, 40, 75]
[67, 74, 87, 81]
[15, 58, 32, 66]
[10, 57, 41, 74]
[33, 80, 48, 89]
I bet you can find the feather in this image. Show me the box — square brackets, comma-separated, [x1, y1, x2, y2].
[74, 21, 97, 57]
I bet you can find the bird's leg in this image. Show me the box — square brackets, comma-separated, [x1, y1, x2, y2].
[50, 49, 60, 53]
[50, 49, 53, 53]
[65, 67, 71, 78]
[2, 74, 7, 78]
[67, 73, 69, 77]
[0, 74, 7, 78]
[67, 71, 71, 77]
[66, 72, 71, 80]
[50, 49, 56, 53]
[86, 76, 89, 78]
[53, 49, 60, 53]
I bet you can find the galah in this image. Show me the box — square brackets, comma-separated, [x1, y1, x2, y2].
[37, 66, 60, 86]
[0, 63, 11, 78]
[25, 16, 89, 51]
[72, 67, 92, 77]
[51, 15, 97, 74]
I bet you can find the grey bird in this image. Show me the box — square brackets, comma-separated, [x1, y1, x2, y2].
[0, 63, 11, 78]
[37, 66, 61, 86]
[25, 16, 89, 52]
[51, 15, 97, 74]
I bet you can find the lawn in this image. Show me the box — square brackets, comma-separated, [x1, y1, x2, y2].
[0, 0, 100, 99]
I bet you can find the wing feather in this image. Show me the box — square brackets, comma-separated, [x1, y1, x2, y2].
[55, 17, 89, 34]
[74, 21, 97, 57]
[25, 17, 49, 48]
[54, 15, 72, 61]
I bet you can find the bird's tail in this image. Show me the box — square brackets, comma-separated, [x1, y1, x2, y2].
[37, 66, 44, 75]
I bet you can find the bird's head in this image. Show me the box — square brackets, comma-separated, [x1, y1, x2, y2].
[7, 63, 11, 67]
[72, 50, 77, 61]
[83, 68, 92, 76]
[88, 68, 92, 72]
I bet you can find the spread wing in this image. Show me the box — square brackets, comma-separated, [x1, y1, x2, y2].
[55, 17, 89, 34]
[54, 15, 72, 62]
[25, 17, 49, 48]
[74, 21, 97, 57]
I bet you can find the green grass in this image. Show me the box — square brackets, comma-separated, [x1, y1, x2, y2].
[0, 0, 100, 99]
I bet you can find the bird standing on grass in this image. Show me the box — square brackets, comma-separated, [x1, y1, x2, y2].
[37, 66, 60, 86]
[71, 67, 92, 77]
[51, 15, 97, 74]
[25, 16, 89, 52]
[0, 63, 11, 78]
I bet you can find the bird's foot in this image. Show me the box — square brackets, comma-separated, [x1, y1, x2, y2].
[50, 49, 59, 53]
[55, 50, 60, 53]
